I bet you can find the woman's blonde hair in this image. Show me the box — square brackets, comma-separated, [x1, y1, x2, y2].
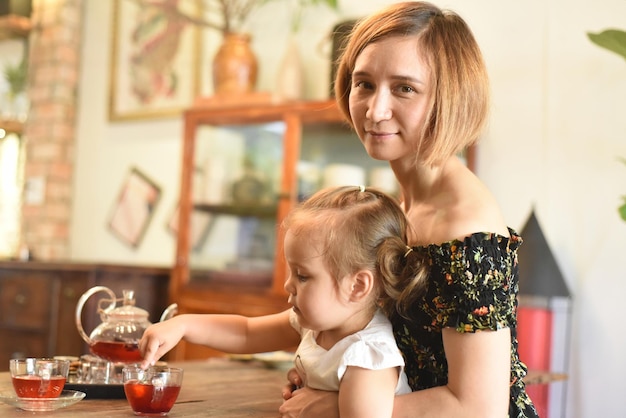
[282, 186, 428, 317]
[334, 1, 490, 167]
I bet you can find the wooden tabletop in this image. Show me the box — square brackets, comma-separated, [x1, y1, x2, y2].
[0, 357, 568, 416]
[0, 358, 287, 417]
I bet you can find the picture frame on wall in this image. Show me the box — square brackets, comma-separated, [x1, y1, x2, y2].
[108, 0, 201, 121]
[108, 167, 162, 248]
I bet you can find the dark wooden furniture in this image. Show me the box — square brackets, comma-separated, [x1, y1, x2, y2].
[0, 261, 170, 370]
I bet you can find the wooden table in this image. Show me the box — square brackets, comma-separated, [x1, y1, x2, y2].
[0, 358, 287, 417]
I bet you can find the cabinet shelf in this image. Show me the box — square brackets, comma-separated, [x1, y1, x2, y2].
[194, 203, 278, 218]
[0, 14, 31, 40]
[0, 118, 24, 135]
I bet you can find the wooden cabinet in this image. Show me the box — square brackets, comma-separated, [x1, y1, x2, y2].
[170, 97, 476, 360]
[0, 262, 170, 370]
[170, 99, 365, 359]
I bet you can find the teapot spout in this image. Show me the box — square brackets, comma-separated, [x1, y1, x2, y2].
[159, 303, 178, 322]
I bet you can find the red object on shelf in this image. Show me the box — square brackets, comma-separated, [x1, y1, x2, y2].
[518, 303, 553, 418]
[517, 210, 571, 418]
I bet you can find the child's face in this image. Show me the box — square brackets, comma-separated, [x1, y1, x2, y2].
[283, 229, 355, 333]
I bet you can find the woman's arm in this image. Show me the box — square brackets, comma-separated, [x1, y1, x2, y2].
[140, 309, 299, 368]
[392, 328, 511, 418]
[280, 328, 510, 418]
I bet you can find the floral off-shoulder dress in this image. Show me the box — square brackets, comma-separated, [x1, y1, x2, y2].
[391, 228, 539, 418]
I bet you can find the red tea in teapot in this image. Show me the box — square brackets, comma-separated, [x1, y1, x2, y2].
[12, 375, 66, 398]
[76, 287, 178, 365]
[90, 341, 143, 363]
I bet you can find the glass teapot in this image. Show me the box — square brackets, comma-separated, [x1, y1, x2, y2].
[75, 286, 178, 363]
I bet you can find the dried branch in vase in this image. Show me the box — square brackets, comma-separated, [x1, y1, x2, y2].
[127, 0, 338, 34]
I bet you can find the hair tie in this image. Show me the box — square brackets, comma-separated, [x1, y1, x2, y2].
[404, 246, 414, 258]
[358, 185, 365, 192]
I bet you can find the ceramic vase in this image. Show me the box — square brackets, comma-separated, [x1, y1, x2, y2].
[275, 36, 304, 100]
[212, 33, 258, 96]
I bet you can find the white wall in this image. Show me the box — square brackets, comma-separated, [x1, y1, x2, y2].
[72, 0, 626, 416]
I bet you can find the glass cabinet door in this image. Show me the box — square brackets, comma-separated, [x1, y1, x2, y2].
[188, 122, 285, 288]
[298, 124, 396, 200]
[184, 119, 400, 290]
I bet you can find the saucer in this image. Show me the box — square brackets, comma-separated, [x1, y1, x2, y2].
[0, 390, 86, 412]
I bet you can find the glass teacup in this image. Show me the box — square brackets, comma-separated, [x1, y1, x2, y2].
[123, 366, 183, 416]
[9, 358, 70, 398]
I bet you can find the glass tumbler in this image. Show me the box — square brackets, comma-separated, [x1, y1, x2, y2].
[123, 366, 183, 416]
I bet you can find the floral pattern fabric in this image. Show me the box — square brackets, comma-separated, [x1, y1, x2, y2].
[391, 228, 539, 418]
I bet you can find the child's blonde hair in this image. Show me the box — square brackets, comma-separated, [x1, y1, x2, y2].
[282, 186, 428, 317]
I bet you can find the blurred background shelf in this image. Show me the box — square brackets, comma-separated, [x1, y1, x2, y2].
[0, 15, 31, 40]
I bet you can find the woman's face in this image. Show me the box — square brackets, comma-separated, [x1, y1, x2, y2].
[348, 35, 432, 164]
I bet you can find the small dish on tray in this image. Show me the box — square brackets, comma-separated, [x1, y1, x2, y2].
[0, 390, 86, 412]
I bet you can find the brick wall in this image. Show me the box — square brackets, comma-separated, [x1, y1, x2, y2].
[21, 0, 82, 260]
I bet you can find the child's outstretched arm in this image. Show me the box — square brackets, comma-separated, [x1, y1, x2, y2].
[339, 366, 399, 418]
[139, 309, 298, 368]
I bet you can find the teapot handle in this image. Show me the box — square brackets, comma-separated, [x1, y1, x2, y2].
[159, 303, 179, 322]
[74, 286, 117, 346]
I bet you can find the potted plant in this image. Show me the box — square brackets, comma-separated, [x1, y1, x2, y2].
[2, 58, 28, 120]
[587, 29, 626, 221]
[587, 29, 626, 63]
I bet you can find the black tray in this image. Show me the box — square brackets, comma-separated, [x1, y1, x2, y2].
[64, 382, 126, 399]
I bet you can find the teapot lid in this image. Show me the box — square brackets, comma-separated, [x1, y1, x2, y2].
[102, 290, 149, 320]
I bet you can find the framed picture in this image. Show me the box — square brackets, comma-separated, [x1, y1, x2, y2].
[167, 203, 214, 251]
[109, 0, 202, 121]
[108, 167, 162, 247]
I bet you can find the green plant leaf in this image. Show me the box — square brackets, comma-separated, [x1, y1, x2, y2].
[312, 0, 338, 9]
[587, 29, 626, 62]
[619, 198, 626, 222]
[3, 59, 27, 96]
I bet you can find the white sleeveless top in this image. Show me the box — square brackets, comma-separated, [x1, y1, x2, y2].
[290, 309, 411, 394]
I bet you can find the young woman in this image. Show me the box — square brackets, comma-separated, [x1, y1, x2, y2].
[139, 186, 428, 418]
[279, 2, 539, 418]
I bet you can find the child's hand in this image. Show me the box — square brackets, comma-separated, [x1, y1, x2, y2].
[282, 367, 303, 400]
[138, 316, 185, 369]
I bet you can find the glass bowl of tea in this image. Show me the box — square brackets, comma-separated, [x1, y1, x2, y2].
[10, 358, 70, 398]
[123, 366, 183, 416]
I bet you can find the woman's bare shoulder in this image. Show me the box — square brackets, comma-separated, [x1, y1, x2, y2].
[431, 168, 508, 243]
[449, 174, 508, 238]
